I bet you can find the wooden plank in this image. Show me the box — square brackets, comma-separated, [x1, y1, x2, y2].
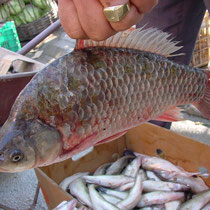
[0, 47, 45, 75]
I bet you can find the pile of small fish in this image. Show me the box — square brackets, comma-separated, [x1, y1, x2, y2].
[57, 151, 210, 210]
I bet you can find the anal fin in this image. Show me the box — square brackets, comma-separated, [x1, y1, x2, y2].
[154, 107, 184, 122]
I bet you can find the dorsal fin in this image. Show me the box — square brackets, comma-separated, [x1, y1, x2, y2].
[75, 27, 182, 57]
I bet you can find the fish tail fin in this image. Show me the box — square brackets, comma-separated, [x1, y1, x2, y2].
[194, 70, 210, 119]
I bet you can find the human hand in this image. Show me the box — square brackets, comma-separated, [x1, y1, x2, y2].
[58, 0, 158, 41]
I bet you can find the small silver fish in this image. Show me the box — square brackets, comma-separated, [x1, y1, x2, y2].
[202, 203, 210, 210]
[99, 187, 128, 199]
[138, 204, 165, 210]
[136, 191, 184, 208]
[83, 175, 134, 188]
[53, 200, 77, 210]
[165, 200, 182, 210]
[180, 189, 210, 210]
[134, 152, 209, 177]
[116, 179, 189, 192]
[88, 184, 119, 210]
[116, 172, 143, 210]
[145, 171, 161, 181]
[136, 154, 203, 177]
[100, 193, 121, 205]
[76, 206, 90, 210]
[140, 169, 148, 181]
[118, 169, 147, 191]
[142, 180, 189, 192]
[59, 172, 89, 192]
[155, 170, 209, 193]
[106, 156, 134, 175]
[116, 182, 134, 191]
[69, 178, 92, 208]
[93, 162, 112, 175]
[123, 156, 142, 177]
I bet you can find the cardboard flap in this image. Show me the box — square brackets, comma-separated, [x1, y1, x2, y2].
[0, 47, 45, 75]
[35, 168, 73, 209]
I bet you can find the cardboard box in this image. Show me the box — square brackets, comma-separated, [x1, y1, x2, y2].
[0, 48, 45, 125]
[35, 123, 210, 210]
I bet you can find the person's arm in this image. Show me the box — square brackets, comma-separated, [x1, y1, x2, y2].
[58, 0, 158, 41]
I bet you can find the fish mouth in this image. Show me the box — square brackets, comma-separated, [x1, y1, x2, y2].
[0, 157, 9, 172]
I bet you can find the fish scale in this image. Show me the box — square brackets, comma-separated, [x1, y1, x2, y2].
[36, 47, 206, 150]
[0, 27, 209, 172]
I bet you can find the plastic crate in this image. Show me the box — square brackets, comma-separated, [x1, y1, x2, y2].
[0, 21, 21, 52]
[190, 11, 210, 68]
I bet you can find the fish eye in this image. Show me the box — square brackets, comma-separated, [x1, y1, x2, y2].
[9, 150, 24, 162]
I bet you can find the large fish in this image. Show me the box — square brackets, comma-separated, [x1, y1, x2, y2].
[0, 27, 209, 172]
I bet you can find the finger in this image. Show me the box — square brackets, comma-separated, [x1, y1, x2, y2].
[73, 0, 116, 41]
[100, 0, 158, 13]
[111, 5, 143, 31]
[58, 0, 88, 39]
[100, 0, 143, 32]
[100, 0, 128, 7]
[131, 0, 158, 13]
